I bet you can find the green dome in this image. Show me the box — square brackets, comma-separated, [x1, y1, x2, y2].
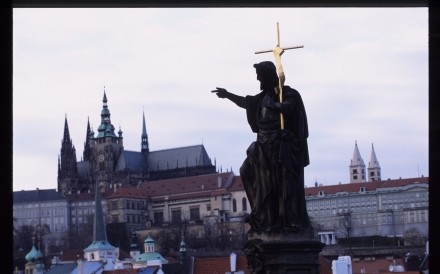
[144, 235, 154, 243]
[25, 245, 42, 263]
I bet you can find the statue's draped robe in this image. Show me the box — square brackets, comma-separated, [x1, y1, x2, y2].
[239, 85, 312, 233]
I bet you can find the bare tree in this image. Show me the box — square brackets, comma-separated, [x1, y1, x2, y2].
[336, 211, 353, 252]
[309, 217, 322, 240]
[68, 213, 94, 249]
[404, 227, 424, 246]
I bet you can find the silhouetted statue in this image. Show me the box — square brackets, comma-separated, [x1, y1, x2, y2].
[212, 61, 312, 235]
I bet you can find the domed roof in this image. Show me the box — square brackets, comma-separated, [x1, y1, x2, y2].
[134, 251, 168, 264]
[144, 235, 154, 243]
[25, 244, 42, 263]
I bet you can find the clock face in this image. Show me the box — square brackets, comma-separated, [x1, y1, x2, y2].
[99, 154, 105, 161]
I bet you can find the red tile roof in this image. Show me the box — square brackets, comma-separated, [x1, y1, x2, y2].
[193, 254, 332, 274]
[305, 177, 428, 197]
[351, 257, 419, 274]
[140, 172, 235, 202]
[193, 254, 250, 274]
[227, 176, 245, 192]
[63, 174, 428, 204]
[106, 186, 149, 199]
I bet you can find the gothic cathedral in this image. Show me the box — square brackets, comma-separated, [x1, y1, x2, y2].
[57, 90, 216, 194]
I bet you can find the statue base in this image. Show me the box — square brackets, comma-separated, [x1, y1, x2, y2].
[243, 233, 325, 274]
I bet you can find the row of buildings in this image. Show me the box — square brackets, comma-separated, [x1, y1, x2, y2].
[13, 172, 429, 251]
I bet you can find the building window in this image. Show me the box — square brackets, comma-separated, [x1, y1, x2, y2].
[112, 201, 118, 210]
[154, 211, 163, 226]
[353, 169, 358, 174]
[232, 199, 237, 212]
[242, 198, 248, 212]
[387, 214, 393, 224]
[206, 204, 211, 211]
[421, 211, 426, 222]
[409, 212, 415, 223]
[190, 207, 200, 220]
[171, 209, 181, 224]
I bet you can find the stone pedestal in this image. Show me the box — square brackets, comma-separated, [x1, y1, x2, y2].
[243, 234, 325, 274]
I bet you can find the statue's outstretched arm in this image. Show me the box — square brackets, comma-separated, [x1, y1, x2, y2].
[211, 87, 246, 108]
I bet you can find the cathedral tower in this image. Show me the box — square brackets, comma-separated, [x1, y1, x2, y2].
[89, 90, 124, 190]
[349, 141, 366, 183]
[58, 115, 79, 194]
[367, 143, 381, 181]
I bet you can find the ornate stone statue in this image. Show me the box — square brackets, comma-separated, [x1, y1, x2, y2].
[212, 60, 312, 236]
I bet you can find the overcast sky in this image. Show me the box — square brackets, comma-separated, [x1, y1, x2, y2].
[12, 8, 428, 192]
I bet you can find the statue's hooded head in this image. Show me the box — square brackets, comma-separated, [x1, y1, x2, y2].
[254, 61, 279, 91]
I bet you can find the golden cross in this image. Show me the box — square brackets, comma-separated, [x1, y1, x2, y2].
[255, 22, 303, 129]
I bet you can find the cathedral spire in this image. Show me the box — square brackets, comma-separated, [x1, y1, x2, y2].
[83, 117, 92, 161]
[96, 89, 117, 138]
[141, 110, 149, 154]
[62, 114, 71, 145]
[101, 90, 111, 125]
[368, 143, 381, 181]
[349, 141, 366, 183]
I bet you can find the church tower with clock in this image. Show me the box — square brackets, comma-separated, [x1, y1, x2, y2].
[88, 91, 125, 190]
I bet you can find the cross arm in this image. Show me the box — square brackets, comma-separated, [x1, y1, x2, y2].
[255, 45, 304, 55]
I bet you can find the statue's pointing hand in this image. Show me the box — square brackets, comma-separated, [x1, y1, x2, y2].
[211, 87, 229, 99]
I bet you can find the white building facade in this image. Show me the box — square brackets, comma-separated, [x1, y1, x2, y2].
[13, 188, 70, 250]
